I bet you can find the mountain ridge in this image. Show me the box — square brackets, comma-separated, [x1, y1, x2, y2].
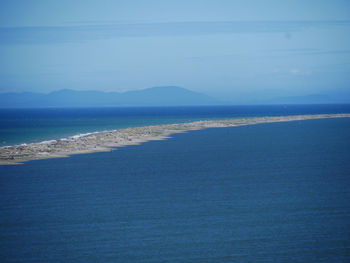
[0, 86, 222, 108]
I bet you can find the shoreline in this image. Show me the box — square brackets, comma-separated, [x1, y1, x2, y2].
[1, 113, 350, 165]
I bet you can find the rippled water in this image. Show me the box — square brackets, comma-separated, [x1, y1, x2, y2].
[1, 104, 350, 146]
[1, 118, 350, 262]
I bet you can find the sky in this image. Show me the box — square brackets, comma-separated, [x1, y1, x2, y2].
[0, 0, 350, 103]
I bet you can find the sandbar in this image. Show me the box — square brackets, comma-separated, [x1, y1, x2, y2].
[1, 113, 349, 165]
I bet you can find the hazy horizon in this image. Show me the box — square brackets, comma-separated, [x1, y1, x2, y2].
[1, 0, 350, 104]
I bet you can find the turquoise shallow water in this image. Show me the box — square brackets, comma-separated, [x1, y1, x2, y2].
[1, 118, 350, 262]
[1, 104, 350, 146]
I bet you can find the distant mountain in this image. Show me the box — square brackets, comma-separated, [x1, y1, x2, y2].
[0, 86, 222, 108]
[268, 93, 350, 104]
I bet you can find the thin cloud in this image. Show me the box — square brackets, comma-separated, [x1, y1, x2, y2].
[264, 48, 350, 56]
[290, 69, 312, 75]
[1, 20, 350, 45]
[290, 69, 300, 74]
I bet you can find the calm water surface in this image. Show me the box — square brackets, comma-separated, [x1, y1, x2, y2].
[1, 104, 350, 146]
[1, 118, 350, 262]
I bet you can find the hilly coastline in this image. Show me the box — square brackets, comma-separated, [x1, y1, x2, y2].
[0, 86, 222, 108]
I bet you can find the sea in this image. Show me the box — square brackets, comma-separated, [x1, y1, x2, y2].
[1, 104, 350, 147]
[1, 105, 350, 262]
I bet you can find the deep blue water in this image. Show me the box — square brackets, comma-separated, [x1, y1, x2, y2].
[1, 118, 350, 262]
[1, 104, 350, 146]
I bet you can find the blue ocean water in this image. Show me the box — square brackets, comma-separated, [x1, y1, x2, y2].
[1, 104, 350, 146]
[0, 117, 350, 262]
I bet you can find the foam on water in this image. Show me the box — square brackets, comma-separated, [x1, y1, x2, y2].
[0, 118, 349, 262]
[1, 105, 350, 147]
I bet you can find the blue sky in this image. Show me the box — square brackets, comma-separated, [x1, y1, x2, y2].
[1, 0, 350, 103]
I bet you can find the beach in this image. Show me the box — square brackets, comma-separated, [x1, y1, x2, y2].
[1, 113, 349, 165]
[1, 116, 350, 262]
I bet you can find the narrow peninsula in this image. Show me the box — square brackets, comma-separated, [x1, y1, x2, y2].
[1, 114, 349, 165]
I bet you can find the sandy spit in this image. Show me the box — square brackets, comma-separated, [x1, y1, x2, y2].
[1, 113, 349, 165]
